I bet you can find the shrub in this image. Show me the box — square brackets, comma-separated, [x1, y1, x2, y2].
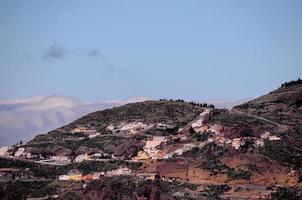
[227, 168, 251, 180]
[271, 187, 300, 200]
[201, 184, 231, 198]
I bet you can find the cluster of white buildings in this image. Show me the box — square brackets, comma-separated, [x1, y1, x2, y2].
[73, 151, 118, 163]
[254, 131, 281, 147]
[188, 109, 283, 151]
[107, 122, 152, 135]
[107, 121, 178, 135]
[14, 148, 33, 158]
[39, 155, 71, 165]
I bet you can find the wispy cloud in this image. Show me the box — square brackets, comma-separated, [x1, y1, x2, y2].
[44, 44, 66, 60]
[43, 44, 104, 60]
[88, 48, 102, 58]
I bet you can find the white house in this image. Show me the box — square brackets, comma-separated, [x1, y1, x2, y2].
[74, 154, 88, 163]
[106, 167, 132, 176]
[231, 138, 245, 149]
[59, 175, 69, 180]
[88, 132, 100, 138]
[51, 156, 71, 164]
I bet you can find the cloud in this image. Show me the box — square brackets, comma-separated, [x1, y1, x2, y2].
[88, 48, 101, 58]
[43, 44, 104, 60]
[44, 44, 66, 60]
[0, 96, 149, 146]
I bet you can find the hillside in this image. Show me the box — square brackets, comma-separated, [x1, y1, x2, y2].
[234, 81, 302, 126]
[1, 82, 302, 200]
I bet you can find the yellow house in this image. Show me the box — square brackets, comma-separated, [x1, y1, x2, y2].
[69, 175, 82, 181]
[134, 151, 150, 160]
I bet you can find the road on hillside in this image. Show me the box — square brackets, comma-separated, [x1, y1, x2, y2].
[231, 109, 289, 132]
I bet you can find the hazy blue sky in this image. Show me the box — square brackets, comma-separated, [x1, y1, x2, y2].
[0, 0, 301, 101]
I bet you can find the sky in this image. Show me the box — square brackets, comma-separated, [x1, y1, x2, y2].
[0, 0, 302, 102]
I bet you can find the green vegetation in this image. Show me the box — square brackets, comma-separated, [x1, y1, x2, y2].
[226, 168, 251, 180]
[211, 112, 275, 130]
[192, 132, 209, 142]
[29, 131, 86, 144]
[200, 158, 252, 180]
[271, 187, 300, 200]
[159, 99, 215, 108]
[0, 180, 82, 200]
[241, 163, 260, 173]
[182, 147, 201, 159]
[0, 180, 53, 199]
[201, 184, 231, 199]
[279, 78, 302, 89]
[262, 139, 302, 169]
[200, 159, 229, 175]
[67, 100, 204, 130]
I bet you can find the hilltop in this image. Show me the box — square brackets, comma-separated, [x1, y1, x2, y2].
[1, 81, 302, 200]
[234, 80, 302, 126]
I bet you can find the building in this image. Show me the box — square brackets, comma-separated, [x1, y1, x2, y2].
[164, 143, 197, 159]
[108, 122, 151, 134]
[231, 138, 245, 149]
[59, 171, 103, 181]
[71, 126, 89, 133]
[67, 169, 82, 181]
[255, 131, 281, 147]
[137, 172, 159, 180]
[164, 148, 184, 159]
[74, 154, 88, 163]
[59, 175, 69, 180]
[92, 172, 104, 180]
[106, 167, 132, 176]
[14, 147, 32, 158]
[88, 132, 100, 138]
[81, 174, 94, 181]
[183, 143, 197, 151]
[156, 123, 175, 130]
[68, 169, 82, 176]
[208, 124, 223, 135]
[133, 151, 150, 160]
[51, 156, 71, 164]
[268, 135, 281, 141]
